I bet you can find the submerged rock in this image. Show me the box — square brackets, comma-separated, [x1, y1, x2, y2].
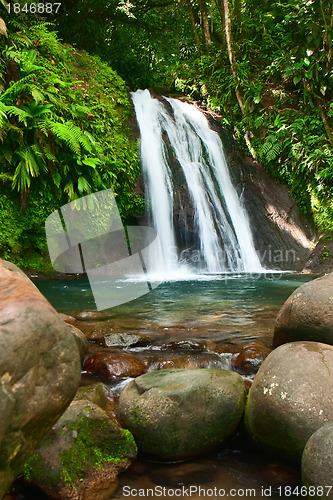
[83, 352, 146, 379]
[23, 400, 137, 500]
[273, 273, 333, 347]
[0, 260, 81, 498]
[118, 368, 246, 461]
[232, 342, 272, 376]
[302, 422, 333, 499]
[147, 351, 225, 371]
[75, 310, 113, 321]
[95, 332, 150, 348]
[245, 341, 333, 461]
[59, 313, 77, 325]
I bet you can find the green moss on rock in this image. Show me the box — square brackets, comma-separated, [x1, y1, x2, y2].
[23, 400, 137, 497]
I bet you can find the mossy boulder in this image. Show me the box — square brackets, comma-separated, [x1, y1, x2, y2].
[302, 422, 333, 499]
[0, 260, 81, 498]
[245, 341, 333, 461]
[117, 368, 246, 461]
[74, 382, 117, 420]
[274, 273, 333, 347]
[24, 400, 137, 500]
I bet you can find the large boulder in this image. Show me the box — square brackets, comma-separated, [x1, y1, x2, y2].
[302, 422, 333, 499]
[273, 273, 333, 347]
[24, 400, 137, 500]
[245, 341, 333, 461]
[117, 368, 246, 461]
[0, 259, 81, 497]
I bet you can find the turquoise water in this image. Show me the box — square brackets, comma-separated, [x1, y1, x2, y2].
[35, 273, 313, 315]
[35, 273, 315, 346]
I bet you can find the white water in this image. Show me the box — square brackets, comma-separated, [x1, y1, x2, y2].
[132, 89, 264, 275]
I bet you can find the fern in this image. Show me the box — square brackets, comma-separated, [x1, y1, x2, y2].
[260, 136, 284, 163]
[0, 102, 30, 124]
[0, 75, 38, 103]
[46, 120, 92, 155]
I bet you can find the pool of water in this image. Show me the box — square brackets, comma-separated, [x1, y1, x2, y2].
[35, 273, 315, 346]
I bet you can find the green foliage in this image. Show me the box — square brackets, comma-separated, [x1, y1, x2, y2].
[0, 18, 142, 270]
[1, 0, 333, 270]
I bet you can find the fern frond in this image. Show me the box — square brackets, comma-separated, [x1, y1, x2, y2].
[47, 121, 82, 154]
[266, 141, 283, 162]
[0, 75, 37, 102]
[4, 105, 30, 124]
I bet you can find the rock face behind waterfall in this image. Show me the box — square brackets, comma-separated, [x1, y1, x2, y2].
[234, 159, 316, 271]
[0, 259, 81, 497]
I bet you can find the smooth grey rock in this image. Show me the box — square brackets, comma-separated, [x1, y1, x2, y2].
[274, 273, 333, 347]
[302, 422, 333, 499]
[245, 341, 333, 461]
[118, 368, 246, 461]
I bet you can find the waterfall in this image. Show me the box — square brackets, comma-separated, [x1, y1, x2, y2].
[132, 89, 263, 274]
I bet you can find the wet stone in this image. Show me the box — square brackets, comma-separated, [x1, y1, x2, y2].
[146, 351, 226, 372]
[152, 339, 207, 351]
[83, 351, 147, 380]
[232, 342, 272, 376]
[101, 332, 151, 348]
[118, 368, 246, 461]
[75, 310, 114, 321]
[59, 313, 77, 325]
[74, 382, 117, 421]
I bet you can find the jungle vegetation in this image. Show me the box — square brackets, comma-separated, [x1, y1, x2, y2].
[0, 0, 332, 269]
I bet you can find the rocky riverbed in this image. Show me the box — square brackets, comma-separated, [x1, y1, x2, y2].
[2, 261, 333, 499]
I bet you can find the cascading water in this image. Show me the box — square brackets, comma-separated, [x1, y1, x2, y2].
[132, 89, 264, 274]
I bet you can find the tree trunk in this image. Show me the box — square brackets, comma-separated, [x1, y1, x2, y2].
[233, 0, 242, 31]
[223, 0, 245, 115]
[214, 0, 226, 47]
[316, 98, 333, 148]
[320, 0, 333, 73]
[199, 0, 211, 52]
[183, 0, 202, 53]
